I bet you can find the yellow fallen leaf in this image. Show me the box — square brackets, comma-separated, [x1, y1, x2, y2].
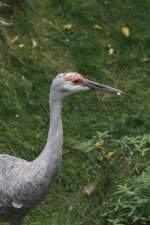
[9, 35, 19, 44]
[106, 151, 115, 158]
[95, 139, 104, 148]
[63, 24, 73, 30]
[94, 24, 103, 30]
[122, 26, 130, 37]
[18, 43, 25, 48]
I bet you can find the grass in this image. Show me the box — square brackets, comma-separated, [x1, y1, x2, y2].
[0, 0, 150, 224]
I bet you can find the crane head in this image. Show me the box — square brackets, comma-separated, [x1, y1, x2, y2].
[52, 72, 125, 96]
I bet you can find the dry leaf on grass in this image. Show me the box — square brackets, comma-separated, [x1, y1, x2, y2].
[122, 26, 130, 37]
[9, 35, 19, 44]
[32, 38, 38, 49]
[83, 184, 95, 196]
[18, 43, 25, 48]
[95, 139, 104, 148]
[106, 151, 115, 158]
[108, 48, 114, 55]
[94, 24, 103, 31]
[63, 24, 73, 30]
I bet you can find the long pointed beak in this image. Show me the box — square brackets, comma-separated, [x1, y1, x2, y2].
[84, 79, 126, 95]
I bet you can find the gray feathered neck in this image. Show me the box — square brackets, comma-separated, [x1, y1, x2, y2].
[33, 88, 63, 169]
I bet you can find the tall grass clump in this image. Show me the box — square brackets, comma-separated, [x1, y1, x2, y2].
[0, 0, 33, 14]
[99, 134, 150, 225]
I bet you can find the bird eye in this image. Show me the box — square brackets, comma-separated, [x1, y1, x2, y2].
[73, 80, 79, 84]
[73, 79, 83, 85]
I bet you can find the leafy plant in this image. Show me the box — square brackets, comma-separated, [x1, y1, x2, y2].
[15, 0, 33, 13]
[0, 0, 8, 9]
[101, 166, 150, 225]
[74, 131, 110, 153]
[74, 133, 150, 225]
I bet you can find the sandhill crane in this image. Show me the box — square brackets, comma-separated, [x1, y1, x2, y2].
[0, 72, 124, 225]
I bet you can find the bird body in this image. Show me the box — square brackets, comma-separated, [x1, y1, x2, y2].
[0, 146, 61, 223]
[0, 73, 124, 225]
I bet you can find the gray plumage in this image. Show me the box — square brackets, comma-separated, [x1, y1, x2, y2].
[0, 72, 124, 225]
